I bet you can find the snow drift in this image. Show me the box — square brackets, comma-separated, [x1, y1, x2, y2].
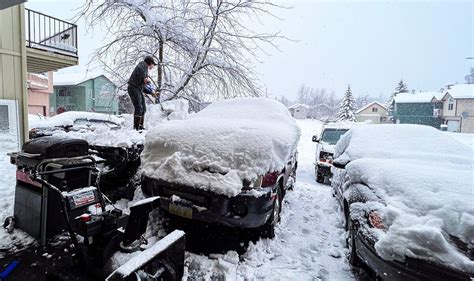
[141, 97, 301, 197]
[334, 124, 474, 273]
[29, 111, 124, 130]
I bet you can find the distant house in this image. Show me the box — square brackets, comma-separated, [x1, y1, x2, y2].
[27, 72, 53, 116]
[52, 73, 118, 115]
[355, 101, 389, 124]
[438, 84, 474, 133]
[289, 104, 309, 119]
[392, 91, 443, 129]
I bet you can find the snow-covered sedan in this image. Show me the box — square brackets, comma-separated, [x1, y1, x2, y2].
[331, 124, 473, 280]
[29, 111, 123, 139]
[140, 98, 300, 238]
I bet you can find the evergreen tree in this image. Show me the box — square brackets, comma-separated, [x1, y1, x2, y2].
[387, 79, 409, 121]
[336, 85, 356, 121]
[395, 80, 409, 93]
[465, 68, 474, 84]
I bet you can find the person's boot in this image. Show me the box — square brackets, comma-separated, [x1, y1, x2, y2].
[138, 115, 146, 131]
[133, 115, 140, 131]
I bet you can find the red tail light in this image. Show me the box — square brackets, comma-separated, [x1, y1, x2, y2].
[262, 172, 278, 187]
[368, 212, 385, 230]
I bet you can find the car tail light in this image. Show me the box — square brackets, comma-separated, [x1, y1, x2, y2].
[243, 172, 279, 189]
[262, 172, 278, 187]
[368, 211, 385, 230]
[319, 151, 334, 163]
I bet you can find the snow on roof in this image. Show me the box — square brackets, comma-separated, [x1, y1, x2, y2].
[355, 101, 387, 114]
[288, 103, 309, 109]
[141, 97, 301, 197]
[322, 121, 361, 130]
[443, 84, 474, 99]
[334, 124, 474, 273]
[393, 91, 443, 103]
[54, 72, 111, 86]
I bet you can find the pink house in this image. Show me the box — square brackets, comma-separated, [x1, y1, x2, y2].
[27, 72, 53, 116]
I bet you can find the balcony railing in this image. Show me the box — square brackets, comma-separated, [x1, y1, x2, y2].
[25, 8, 78, 57]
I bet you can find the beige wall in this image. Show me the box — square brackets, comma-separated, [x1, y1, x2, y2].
[457, 99, 474, 133]
[442, 94, 457, 117]
[0, 4, 28, 144]
[27, 71, 52, 116]
[356, 103, 388, 124]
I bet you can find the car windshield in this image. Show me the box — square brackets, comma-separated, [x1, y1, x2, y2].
[320, 129, 349, 145]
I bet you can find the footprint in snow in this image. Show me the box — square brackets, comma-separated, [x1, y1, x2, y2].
[302, 228, 311, 235]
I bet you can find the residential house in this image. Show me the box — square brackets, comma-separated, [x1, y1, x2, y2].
[289, 104, 309, 119]
[438, 84, 474, 133]
[27, 72, 53, 116]
[392, 91, 444, 129]
[0, 2, 78, 143]
[355, 101, 389, 124]
[52, 74, 118, 115]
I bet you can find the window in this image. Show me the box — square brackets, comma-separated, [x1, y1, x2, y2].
[372, 107, 378, 112]
[448, 98, 454, 110]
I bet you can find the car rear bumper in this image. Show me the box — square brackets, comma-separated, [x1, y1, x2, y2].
[354, 229, 473, 281]
[141, 176, 275, 229]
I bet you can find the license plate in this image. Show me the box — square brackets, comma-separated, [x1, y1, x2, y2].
[72, 190, 96, 207]
[169, 202, 193, 219]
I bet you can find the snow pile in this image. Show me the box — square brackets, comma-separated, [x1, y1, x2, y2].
[36, 100, 190, 147]
[334, 124, 474, 273]
[29, 111, 124, 129]
[141, 97, 300, 197]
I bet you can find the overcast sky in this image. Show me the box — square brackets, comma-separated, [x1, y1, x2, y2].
[26, 0, 473, 101]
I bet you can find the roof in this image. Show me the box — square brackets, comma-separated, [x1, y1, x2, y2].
[393, 91, 443, 104]
[442, 84, 474, 99]
[355, 101, 387, 114]
[54, 72, 113, 86]
[288, 103, 309, 109]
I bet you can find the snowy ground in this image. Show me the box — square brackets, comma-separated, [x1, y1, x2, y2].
[1, 118, 472, 279]
[182, 119, 355, 280]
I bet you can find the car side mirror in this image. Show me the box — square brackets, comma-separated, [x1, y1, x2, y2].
[312, 135, 319, 142]
[332, 159, 349, 169]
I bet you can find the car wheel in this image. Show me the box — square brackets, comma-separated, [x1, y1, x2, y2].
[347, 219, 360, 266]
[316, 169, 324, 183]
[260, 188, 282, 239]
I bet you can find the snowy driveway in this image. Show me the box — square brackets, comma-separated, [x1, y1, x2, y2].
[184, 120, 355, 280]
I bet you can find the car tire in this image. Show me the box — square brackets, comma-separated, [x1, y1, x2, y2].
[260, 187, 282, 239]
[316, 169, 324, 183]
[347, 219, 360, 266]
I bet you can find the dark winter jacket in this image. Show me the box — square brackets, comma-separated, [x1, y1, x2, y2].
[128, 61, 148, 90]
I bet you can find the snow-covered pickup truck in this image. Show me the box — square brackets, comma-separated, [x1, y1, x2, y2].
[312, 122, 351, 183]
[140, 98, 300, 238]
[331, 124, 474, 280]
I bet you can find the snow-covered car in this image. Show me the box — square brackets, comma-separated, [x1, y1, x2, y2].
[140, 97, 300, 238]
[312, 122, 351, 183]
[331, 124, 474, 280]
[29, 111, 124, 139]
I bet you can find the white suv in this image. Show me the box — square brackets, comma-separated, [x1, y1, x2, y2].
[312, 123, 351, 183]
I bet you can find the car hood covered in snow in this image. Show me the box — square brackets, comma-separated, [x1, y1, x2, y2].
[29, 111, 124, 129]
[141, 97, 301, 197]
[334, 124, 474, 274]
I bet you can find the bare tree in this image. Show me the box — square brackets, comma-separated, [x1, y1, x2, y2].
[77, 0, 285, 107]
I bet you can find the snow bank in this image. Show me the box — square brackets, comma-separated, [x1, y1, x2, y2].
[334, 124, 474, 273]
[141, 97, 300, 197]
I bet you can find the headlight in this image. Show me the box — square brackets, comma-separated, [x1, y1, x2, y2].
[243, 175, 263, 189]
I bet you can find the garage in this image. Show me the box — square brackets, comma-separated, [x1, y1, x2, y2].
[447, 120, 460, 132]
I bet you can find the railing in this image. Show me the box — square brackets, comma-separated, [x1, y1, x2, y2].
[25, 8, 78, 57]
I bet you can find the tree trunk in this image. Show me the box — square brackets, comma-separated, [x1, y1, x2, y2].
[157, 39, 164, 97]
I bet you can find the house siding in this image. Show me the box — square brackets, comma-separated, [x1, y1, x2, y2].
[356, 103, 388, 124]
[457, 99, 474, 133]
[0, 4, 28, 143]
[394, 102, 442, 129]
[52, 76, 118, 115]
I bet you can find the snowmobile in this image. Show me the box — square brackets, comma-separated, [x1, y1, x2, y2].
[2, 136, 185, 281]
